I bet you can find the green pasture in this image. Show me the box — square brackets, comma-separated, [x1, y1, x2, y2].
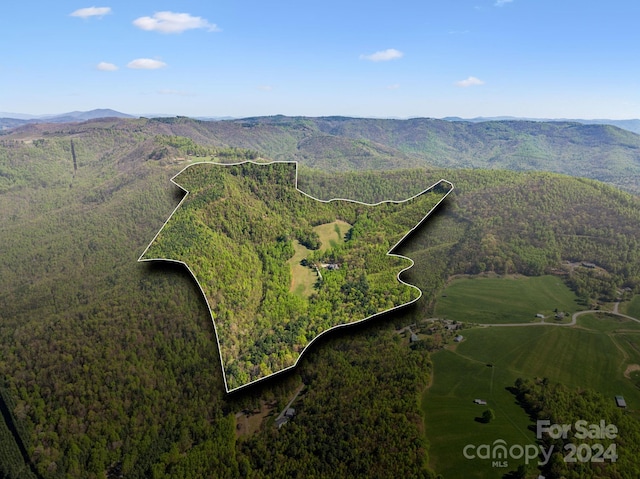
[423, 348, 535, 478]
[287, 221, 350, 297]
[287, 240, 317, 297]
[435, 275, 581, 324]
[314, 219, 351, 252]
[424, 314, 640, 478]
[576, 312, 640, 332]
[620, 295, 640, 319]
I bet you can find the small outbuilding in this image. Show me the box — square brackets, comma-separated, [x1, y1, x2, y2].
[454, 335, 464, 342]
[615, 396, 627, 408]
[474, 399, 487, 405]
[536, 314, 544, 319]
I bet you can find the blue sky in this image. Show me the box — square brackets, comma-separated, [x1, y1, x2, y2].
[1, 0, 639, 118]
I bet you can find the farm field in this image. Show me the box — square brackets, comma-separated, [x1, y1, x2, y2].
[423, 312, 640, 478]
[620, 294, 640, 319]
[435, 275, 582, 324]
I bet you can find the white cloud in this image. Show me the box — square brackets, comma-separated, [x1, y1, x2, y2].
[360, 48, 404, 62]
[386, 84, 401, 90]
[257, 85, 273, 92]
[70, 6, 112, 18]
[495, 0, 513, 6]
[133, 11, 220, 34]
[96, 62, 118, 71]
[127, 58, 167, 70]
[455, 76, 485, 87]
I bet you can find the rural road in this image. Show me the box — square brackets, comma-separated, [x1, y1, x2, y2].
[275, 384, 305, 423]
[486, 303, 640, 327]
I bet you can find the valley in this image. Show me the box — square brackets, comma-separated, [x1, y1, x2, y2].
[1, 117, 640, 477]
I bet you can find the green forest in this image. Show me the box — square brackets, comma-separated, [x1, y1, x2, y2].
[141, 161, 451, 390]
[1, 120, 640, 477]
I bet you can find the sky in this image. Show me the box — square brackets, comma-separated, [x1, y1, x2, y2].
[1, 0, 639, 119]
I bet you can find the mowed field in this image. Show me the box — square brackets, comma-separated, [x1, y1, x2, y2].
[435, 275, 581, 324]
[621, 294, 640, 319]
[424, 276, 640, 478]
[287, 220, 351, 297]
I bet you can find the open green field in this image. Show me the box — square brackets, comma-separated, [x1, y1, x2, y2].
[287, 240, 318, 297]
[287, 221, 351, 297]
[620, 295, 640, 319]
[423, 313, 640, 478]
[314, 219, 351, 252]
[435, 275, 582, 324]
[576, 312, 640, 333]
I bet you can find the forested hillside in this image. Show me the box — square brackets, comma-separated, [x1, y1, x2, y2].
[4, 114, 640, 192]
[1, 125, 640, 477]
[300, 168, 640, 303]
[140, 161, 450, 390]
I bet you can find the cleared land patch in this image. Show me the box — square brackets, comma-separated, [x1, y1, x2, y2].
[435, 275, 581, 324]
[576, 312, 640, 332]
[287, 240, 317, 298]
[287, 221, 352, 298]
[624, 364, 640, 379]
[424, 314, 640, 478]
[621, 294, 640, 319]
[314, 219, 351, 252]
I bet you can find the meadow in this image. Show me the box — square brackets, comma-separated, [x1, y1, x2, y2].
[287, 240, 317, 297]
[314, 219, 351, 252]
[287, 220, 351, 298]
[435, 275, 582, 324]
[423, 313, 640, 478]
[620, 294, 640, 319]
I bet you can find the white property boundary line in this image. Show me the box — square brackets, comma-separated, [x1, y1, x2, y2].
[138, 160, 454, 393]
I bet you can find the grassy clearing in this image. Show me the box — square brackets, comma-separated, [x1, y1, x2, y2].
[287, 221, 351, 298]
[424, 348, 535, 478]
[423, 317, 640, 478]
[287, 240, 317, 298]
[576, 312, 640, 332]
[620, 294, 640, 319]
[435, 275, 582, 324]
[314, 219, 351, 252]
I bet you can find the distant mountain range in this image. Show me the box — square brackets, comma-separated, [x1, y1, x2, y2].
[1, 109, 640, 135]
[0, 110, 241, 130]
[0, 109, 134, 130]
[5, 114, 640, 194]
[443, 116, 640, 135]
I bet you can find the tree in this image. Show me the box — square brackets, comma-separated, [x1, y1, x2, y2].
[481, 409, 495, 423]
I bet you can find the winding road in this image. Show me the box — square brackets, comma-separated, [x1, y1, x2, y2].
[485, 303, 640, 327]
